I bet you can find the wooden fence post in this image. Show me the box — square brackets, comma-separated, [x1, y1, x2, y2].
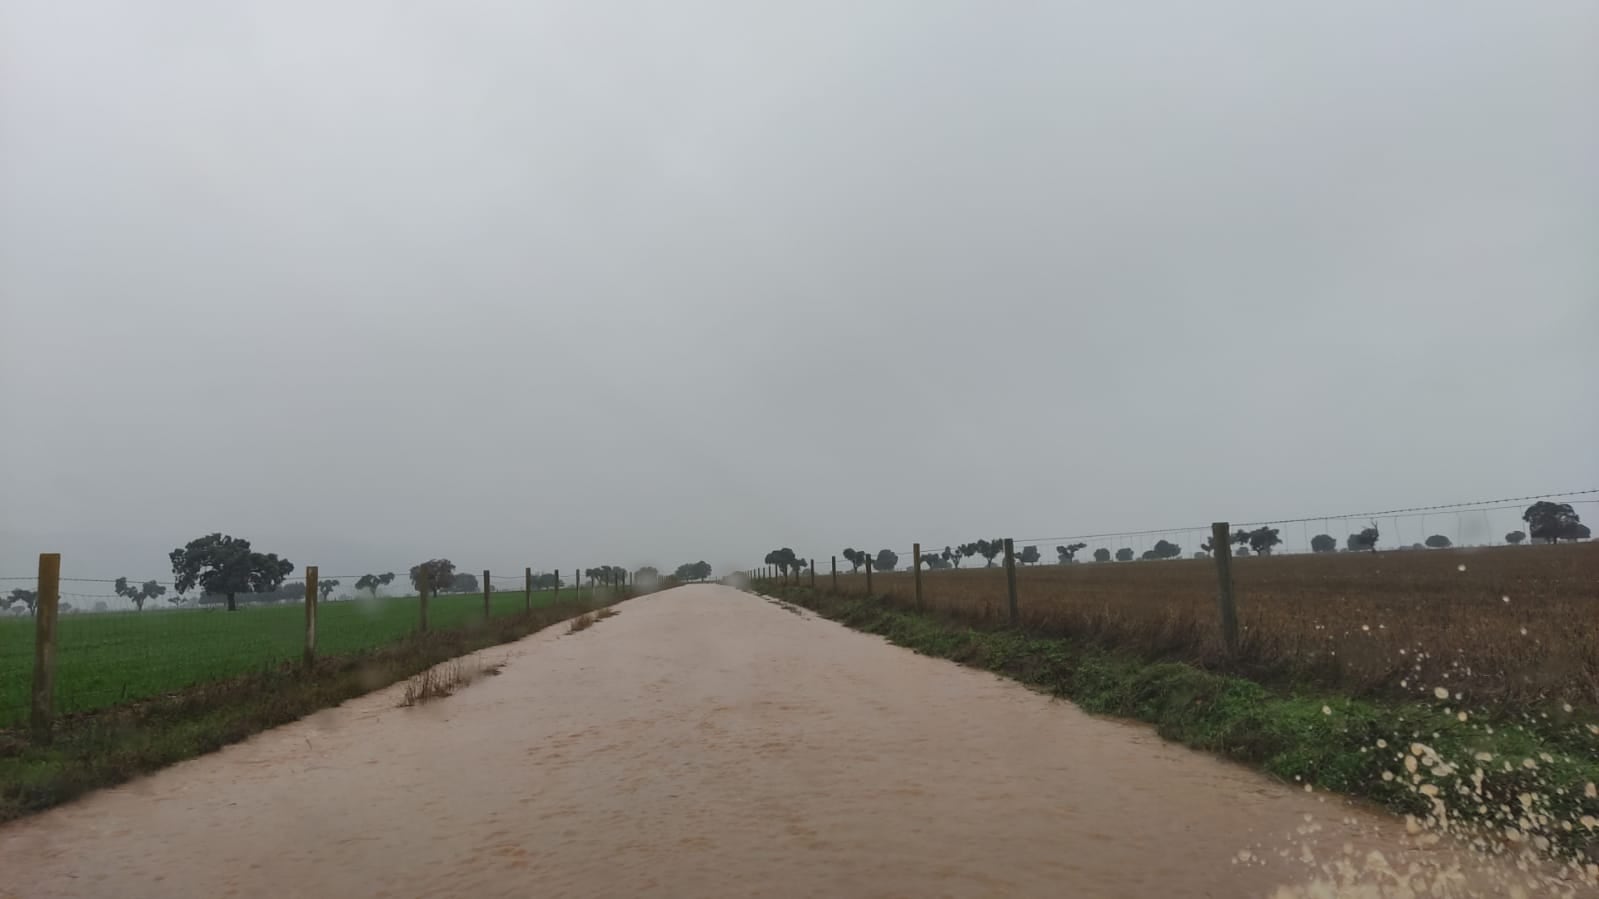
[1211, 521, 1240, 654]
[810, 559, 816, 589]
[865, 556, 873, 596]
[419, 568, 430, 632]
[483, 570, 491, 617]
[831, 556, 837, 590]
[525, 567, 532, 612]
[1003, 538, 1018, 627]
[913, 543, 924, 610]
[304, 566, 318, 667]
[31, 552, 61, 744]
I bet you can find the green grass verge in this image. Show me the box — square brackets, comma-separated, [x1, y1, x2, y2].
[0, 590, 596, 727]
[767, 585, 1599, 862]
[0, 591, 621, 823]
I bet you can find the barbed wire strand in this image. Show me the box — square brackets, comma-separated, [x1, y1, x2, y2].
[1007, 489, 1598, 547]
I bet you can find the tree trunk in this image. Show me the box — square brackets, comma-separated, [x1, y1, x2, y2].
[227, 592, 237, 612]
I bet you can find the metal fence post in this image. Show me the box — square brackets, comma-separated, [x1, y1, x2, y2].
[304, 566, 318, 667]
[1211, 521, 1240, 654]
[31, 552, 61, 744]
[1003, 538, 1018, 627]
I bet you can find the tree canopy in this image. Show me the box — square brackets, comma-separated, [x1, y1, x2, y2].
[1141, 539, 1181, 560]
[448, 571, 482, 594]
[1093, 548, 1112, 563]
[1424, 535, 1452, 549]
[1504, 530, 1526, 545]
[1055, 542, 1087, 563]
[1114, 548, 1134, 562]
[674, 561, 712, 581]
[355, 572, 395, 598]
[114, 577, 167, 611]
[841, 548, 867, 572]
[169, 534, 294, 612]
[1017, 545, 1041, 565]
[1347, 525, 1380, 552]
[873, 549, 899, 572]
[972, 539, 1003, 567]
[764, 548, 802, 576]
[1234, 527, 1281, 556]
[2, 589, 38, 615]
[409, 559, 456, 594]
[1309, 534, 1337, 553]
[1523, 502, 1586, 543]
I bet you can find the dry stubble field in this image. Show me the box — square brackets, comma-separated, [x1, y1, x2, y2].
[828, 543, 1599, 708]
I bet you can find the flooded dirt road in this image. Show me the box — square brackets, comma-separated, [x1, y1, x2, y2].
[0, 585, 1581, 898]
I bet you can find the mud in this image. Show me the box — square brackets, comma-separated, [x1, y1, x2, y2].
[0, 585, 1586, 898]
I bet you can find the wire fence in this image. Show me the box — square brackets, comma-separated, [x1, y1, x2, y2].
[0, 562, 635, 730]
[746, 489, 1599, 573]
[738, 489, 1599, 709]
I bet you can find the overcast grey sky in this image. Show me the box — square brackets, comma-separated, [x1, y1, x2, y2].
[2, 0, 1596, 584]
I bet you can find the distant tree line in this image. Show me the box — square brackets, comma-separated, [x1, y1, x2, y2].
[821, 502, 1585, 573]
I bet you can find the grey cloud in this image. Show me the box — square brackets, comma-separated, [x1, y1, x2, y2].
[2, 0, 1595, 581]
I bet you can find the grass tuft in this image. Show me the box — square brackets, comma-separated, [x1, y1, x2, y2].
[399, 658, 504, 707]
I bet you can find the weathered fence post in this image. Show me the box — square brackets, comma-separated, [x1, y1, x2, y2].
[810, 559, 816, 589]
[864, 556, 873, 596]
[419, 568, 430, 632]
[304, 565, 318, 667]
[913, 543, 924, 610]
[483, 570, 491, 617]
[831, 556, 837, 590]
[1211, 521, 1240, 654]
[31, 552, 61, 744]
[1003, 538, 1018, 627]
[525, 567, 532, 612]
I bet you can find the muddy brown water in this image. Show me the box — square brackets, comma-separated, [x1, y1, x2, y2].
[0, 585, 1590, 898]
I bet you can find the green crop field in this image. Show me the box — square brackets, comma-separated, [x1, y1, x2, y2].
[0, 589, 593, 727]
